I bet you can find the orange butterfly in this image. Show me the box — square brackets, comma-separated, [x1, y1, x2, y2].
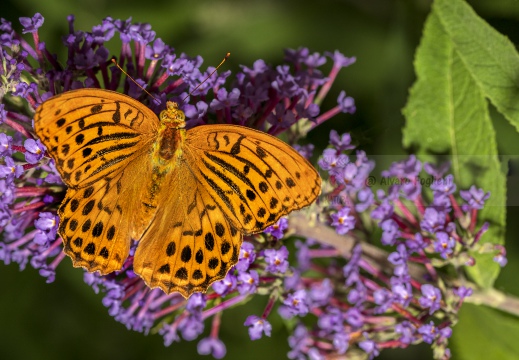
[34, 89, 321, 298]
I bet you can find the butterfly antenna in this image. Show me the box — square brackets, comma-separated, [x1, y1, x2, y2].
[182, 52, 231, 102]
[111, 58, 158, 101]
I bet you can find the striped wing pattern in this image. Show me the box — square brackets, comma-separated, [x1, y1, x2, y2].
[186, 126, 321, 233]
[133, 125, 321, 297]
[35, 89, 160, 274]
[35, 89, 321, 298]
[34, 89, 158, 188]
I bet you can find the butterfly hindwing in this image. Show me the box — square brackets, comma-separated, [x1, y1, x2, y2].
[58, 151, 159, 274]
[133, 160, 241, 298]
[185, 125, 321, 234]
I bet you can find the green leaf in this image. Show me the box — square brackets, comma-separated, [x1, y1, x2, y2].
[452, 303, 519, 360]
[403, 0, 508, 287]
[435, 0, 519, 131]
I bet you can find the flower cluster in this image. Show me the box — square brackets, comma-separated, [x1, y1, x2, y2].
[0, 13, 506, 360]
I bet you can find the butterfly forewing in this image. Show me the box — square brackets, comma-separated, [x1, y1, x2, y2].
[185, 126, 322, 234]
[34, 89, 159, 188]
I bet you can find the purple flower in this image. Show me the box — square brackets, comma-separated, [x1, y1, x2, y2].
[380, 219, 400, 246]
[284, 268, 301, 291]
[279, 289, 309, 318]
[236, 241, 256, 272]
[460, 185, 490, 210]
[178, 314, 204, 341]
[371, 199, 394, 221]
[186, 293, 206, 313]
[431, 174, 456, 195]
[284, 47, 310, 64]
[419, 284, 442, 314]
[19, 13, 44, 34]
[308, 279, 333, 306]
[287, 325, 311, 359]
[333, 332, 349, 354]
[160, 322, 180, 346]
[395, 321, 416, 344]
[183, 101, 208, 124]
[210, 88, 240, 111]
[197, 337, 226, 359]
[345, 307, 364, 328]
[0, 12, 489, 359]
[420, 207, 446, 233]
[24, 138, 45, 164]
[307, 348, 324, 360]
[359, 333, 380, 359]
[237, 270, 259, 295]
[244, 315, 272, 340]
[329, 130, 355, 152]
[373, 288, 393, 314]
[304, 51, 326, 67]
[388, 244, 408, 271]
[212, 273, 237, 296]
[392, 282, 412, 307]
[0, 157, 24, 180]
[347, 282, 367, 306]
[14, 82, 38, 99]
[272, 65, 302, 98]
[434, 232, 456, 258]
[0, 104, 7, 125]
[325, 50, 356, 68]
[266, 103, 296, 128]
[417, 321, 437, 344]
[264, 246, 289, 273]
[335, 163, 358, 186]
[91, 19, 115, 43]
[330, 207, 355, 235]
[382, 155, 422, 179]
[294, 240, 311, 271]
[263, 217, 288, 240]
[453, 286, 473, 300]
[494, 253, 508, 267]
[33, 212, 59, 246]
[343, 244, 362, 286]
[0, 133, 13, 156]
[337, 91, 356, 113]
[318, 148, 349, 172]
[317, 307, 344, 333]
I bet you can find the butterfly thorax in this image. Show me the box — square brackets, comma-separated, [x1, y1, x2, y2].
[141, 102, 188, 233]
[152, 101, 187, 166]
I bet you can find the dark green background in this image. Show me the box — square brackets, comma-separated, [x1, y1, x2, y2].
[2, 0, 519, 359]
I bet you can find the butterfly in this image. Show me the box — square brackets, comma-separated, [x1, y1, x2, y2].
[34, 88, 321, 298]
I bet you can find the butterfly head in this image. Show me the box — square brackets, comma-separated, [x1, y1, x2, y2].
[160, 101, 186, 129]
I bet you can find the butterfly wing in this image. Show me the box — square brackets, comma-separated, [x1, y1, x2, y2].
[185, 125, 322, 233]
[34, 88, 159, 188]
[133, 157, 241, 298]
[58, 153, 157, 273]
[35, 89, 161, 273]
[133, 124, 321, 297]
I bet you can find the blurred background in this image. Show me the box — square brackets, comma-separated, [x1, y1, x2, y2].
[2, 0, 519, 359]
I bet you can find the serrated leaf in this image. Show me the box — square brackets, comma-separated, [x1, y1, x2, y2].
[403, 0, 507, 287]
[435, 0, 519, 131]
